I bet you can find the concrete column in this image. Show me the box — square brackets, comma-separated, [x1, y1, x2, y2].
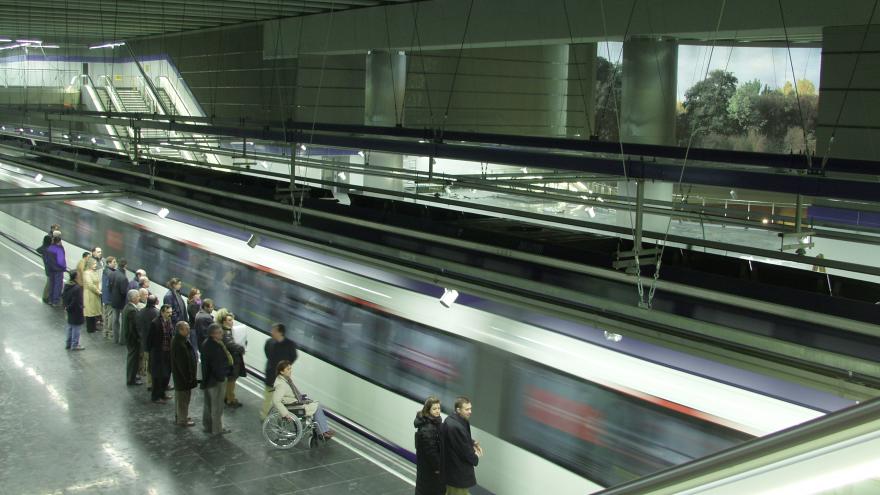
[617, 38, 677, 234]
[364, 50, 407, 194]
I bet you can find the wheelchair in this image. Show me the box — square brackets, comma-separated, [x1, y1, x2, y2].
[262, 400, 327, 449]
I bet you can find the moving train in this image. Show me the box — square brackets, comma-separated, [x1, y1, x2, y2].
[0, 163, 828, 494]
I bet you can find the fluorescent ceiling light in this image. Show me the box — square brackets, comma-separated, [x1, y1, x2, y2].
[300, 144, 307, 151]
[40, 45, 59, 49]
[157, 208, 170, 219]
[259, 161, 269, 169]
[0, 38, 10, 42]
[15, 39, 41, 44]
[357, 150, 365, 157]
[521, 167, 529, 174]
[337, 171, 346, 180]
[90, 137, 97, 144]
[34, 173, 43, 182]
[0, 44, 23, 50]
[89, 41, 125, 50]
[439, 288, 459, 308]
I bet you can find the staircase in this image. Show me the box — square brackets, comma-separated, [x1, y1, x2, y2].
[157, 88, 177, 116]
[92, 86, 131, 141]
[112, 87, 181, 160]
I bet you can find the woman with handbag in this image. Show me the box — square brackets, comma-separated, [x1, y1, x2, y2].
[272, 360, 334, 439]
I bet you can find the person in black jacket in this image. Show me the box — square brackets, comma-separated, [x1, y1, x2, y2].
[201, 323, 232, 434]
[136, 295, 160, 389]
[414, 396, 444, 495]
[108, 258, 131, 345]
[122, 290, 142, 386]
[147, 304, 174, 403]
[170, 321, 198, 427]
[443, 397, 483, 494]
[260, 323, 299, 420]
[62, 270, 85, 351]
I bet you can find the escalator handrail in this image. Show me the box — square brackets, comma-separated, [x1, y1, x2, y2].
[595, 397, 880, 494]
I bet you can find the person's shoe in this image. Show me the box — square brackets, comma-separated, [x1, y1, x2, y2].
[163, 395, 173, 401]
[184, 419, 195, 427]
[322, 431, 335, 440]
[65, 346, 70, 350]
[167, 385, 174, 391]
[72, 346, 85, 351]
[219, 427, 232, 434]
[134, 379, 144, 385]
[152, 398, 167, 404]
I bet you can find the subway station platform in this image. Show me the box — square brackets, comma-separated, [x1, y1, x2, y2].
[0, 239, 413, 495]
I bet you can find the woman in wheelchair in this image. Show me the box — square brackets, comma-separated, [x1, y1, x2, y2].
[273, 360, 335, 440]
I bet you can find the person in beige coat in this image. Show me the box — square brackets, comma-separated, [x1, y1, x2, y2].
[272, 360, 333, 439]
[83, 258, 103, 333]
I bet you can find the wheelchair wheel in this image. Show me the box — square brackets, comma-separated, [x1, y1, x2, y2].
[262, 411, 304, 449]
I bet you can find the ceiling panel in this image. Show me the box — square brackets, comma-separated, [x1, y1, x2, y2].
[0, 0, 416, 44]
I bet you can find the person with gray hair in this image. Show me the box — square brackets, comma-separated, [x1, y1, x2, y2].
[136, 288, 149, 310]
[170, 321, 198, 427]
[122, 289, 143, 386]
[201, 323, 232, 434]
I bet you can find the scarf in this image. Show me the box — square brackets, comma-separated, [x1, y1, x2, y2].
[282, 375, 302, 401]
[218, 340, 234, 366]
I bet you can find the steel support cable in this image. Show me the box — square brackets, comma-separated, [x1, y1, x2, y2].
[437, 0, 475, 141]
[819, 0, 880, 172]
[562, 0, 595, 139]
[407, 1, 434, 129]
[297, 0, 337, 225]
[778, 0, 813, 166]
[599, 0, 645, 303]
[643, 0, 730, 309]
[382, 4, 401, 127]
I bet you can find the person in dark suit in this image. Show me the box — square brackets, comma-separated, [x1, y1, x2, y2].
[109, 258, 130, 345]
[122, 290, 142, 386]
[192, 298, 214, 352]
[163, 277, 187, 326]
[259, 323, 298, 420]
[170, 321, 198, 427]
[147, 304, 174, 404]
[443, 397, 483, 495]
[201, 323, 232, 434]
[414, 396, 445, 495]
[62, 270, 85, 350]
[136, 295, 160, 389]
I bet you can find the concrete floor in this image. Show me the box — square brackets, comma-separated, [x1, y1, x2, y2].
[0, 240, 412, 495]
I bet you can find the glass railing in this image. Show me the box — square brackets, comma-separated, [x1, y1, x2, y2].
[594, 397, 880, 495]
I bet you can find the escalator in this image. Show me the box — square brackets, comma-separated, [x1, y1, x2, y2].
[596, 398, 880, 495]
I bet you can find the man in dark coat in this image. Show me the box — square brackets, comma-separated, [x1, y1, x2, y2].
[108, 258, 130, 345]
[170, 321, 198, 427]
[147, 304, 174, 403]
[45, 232, 66, 306]
[122, 289, 142, 386]
[136, 295, 160, 389]
[192, 298, 214, 352]
[163, 277, 187, 326]
[62, 270, 85, 350]
[201, 323, 232, 434]
[443, 397, 482, 494]
[260, 323, 299, 420]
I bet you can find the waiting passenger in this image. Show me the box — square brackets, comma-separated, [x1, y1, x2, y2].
[201, 323, 232, 434]
[37, 223, 60, 303]
[170, 321, 197, 427]
[192, 298, 215, 352]
[414, 396, 445, 495]
[147, 304, 174, 404]
[186, 288, 201, 328]
[44, 232, 66, 306]
[128, 269, 146, 291]
[90, 246, 104, 271]
[136, 295, 160, 389]
[62, 270, 85, 351]
[122, 289, 142, 386]
[163, 277, 187, 326]
[110, 258, 131, 345]
[82, 258, 102, 334]
[101, 256, 114, 332]
[216, 309, 245, 408]
[272, 360, 334, 439]
[75, 251, 89, 288]
[443, 397, 483, 495]
[139, 276, 151, 294]
[260, 323, 298, 420]
[136, 288, 149, 310]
